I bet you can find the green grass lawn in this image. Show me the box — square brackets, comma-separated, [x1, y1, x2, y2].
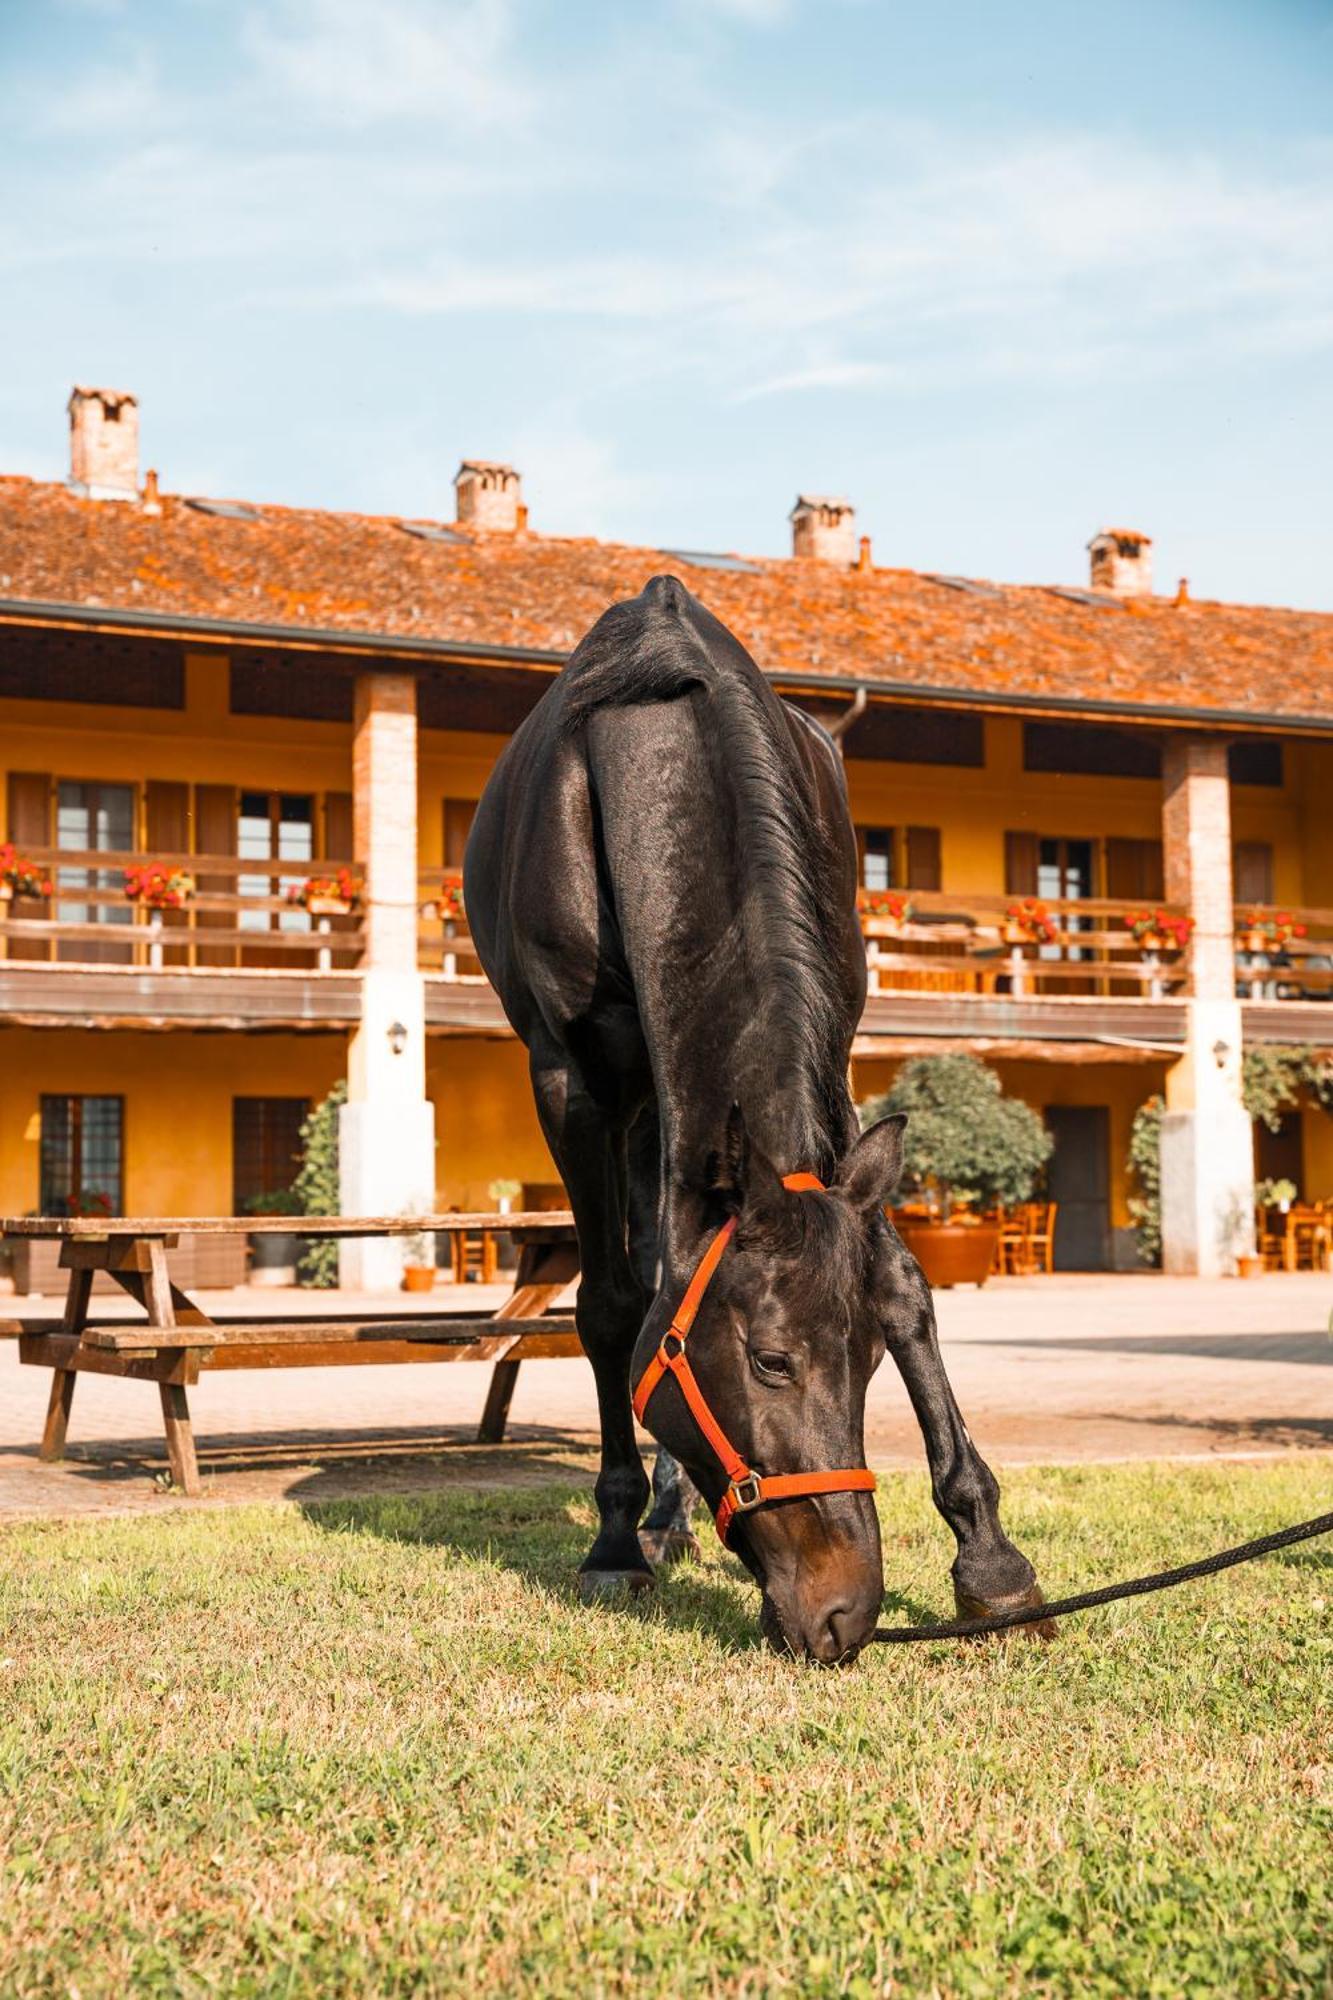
[1, 1459, 1330, 1998]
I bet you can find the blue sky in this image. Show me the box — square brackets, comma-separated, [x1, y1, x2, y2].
[2, 0, 1331, 607]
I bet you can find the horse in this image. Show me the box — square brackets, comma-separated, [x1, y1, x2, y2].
[464, 575, 1047, 1662]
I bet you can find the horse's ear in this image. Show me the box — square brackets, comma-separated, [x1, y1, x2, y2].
[708, 1102, 785, 1220]
[837, 1113, 907, 1212]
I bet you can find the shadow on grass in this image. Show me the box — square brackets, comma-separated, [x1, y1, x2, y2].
[292, 1467, 774, 1652]
[292, 1466, 948, 1652]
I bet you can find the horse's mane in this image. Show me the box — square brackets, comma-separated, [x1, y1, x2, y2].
[563, 576, 854, 1163]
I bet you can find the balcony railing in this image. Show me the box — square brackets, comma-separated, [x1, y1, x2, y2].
[414, 881, 1333, 1008]
[0, 849, 365, 970]
[1233, 904, 1333, 1002]
[860, 892, 1195, 1000]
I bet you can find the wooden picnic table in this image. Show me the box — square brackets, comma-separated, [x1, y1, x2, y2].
[0, 1212, 581, 1496]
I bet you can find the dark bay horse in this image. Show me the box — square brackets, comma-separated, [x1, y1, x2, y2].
[464, 576, 1046, 1662]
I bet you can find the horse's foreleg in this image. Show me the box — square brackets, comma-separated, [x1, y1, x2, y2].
[625, 1102, 702, 1566]
[531, 1057, 653, 1595]
[887, 1277, 1053, 1633]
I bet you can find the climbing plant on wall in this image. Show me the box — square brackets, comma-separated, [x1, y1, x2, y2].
[294, 1080, 347, 1288]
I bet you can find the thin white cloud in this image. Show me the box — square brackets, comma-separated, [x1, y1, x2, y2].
[733, 360, 895, 401]
[241, 0, 529, 129]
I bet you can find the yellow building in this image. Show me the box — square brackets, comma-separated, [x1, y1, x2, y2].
[2, 390, 1330, 1278]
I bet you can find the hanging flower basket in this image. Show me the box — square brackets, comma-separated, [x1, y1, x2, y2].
[1238, 908, 1305, 952]
[124, 863, 197, 911]
[1003, 898, 1059, 946]
[1127, 908, 1192, 952]
[438, 873, 465, 928]
[0, 843, 53, 902]
[287, 868, 362, 917]
[857, 888, 913, 935]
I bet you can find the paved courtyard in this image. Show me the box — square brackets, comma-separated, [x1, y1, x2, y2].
[1, 1272, 1330, 1518]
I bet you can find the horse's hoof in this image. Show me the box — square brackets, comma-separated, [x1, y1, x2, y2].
[639, 1527, 702, 1567]
[577, 1567, 656, 1603]
[954, 1579, 1057, 1642]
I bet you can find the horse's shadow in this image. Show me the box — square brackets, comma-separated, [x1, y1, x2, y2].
[291, 1459, 941, 1651]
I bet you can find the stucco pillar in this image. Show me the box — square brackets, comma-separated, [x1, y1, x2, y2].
[1159, 736, 1254, 1276]
[339, 670, 435, 1290]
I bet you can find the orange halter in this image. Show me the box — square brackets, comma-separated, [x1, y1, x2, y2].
[632, 1171, 877, 1545]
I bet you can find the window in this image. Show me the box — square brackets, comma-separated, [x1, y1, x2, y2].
[1037, 836, 1095, 959]
[40, 1095, 124, 1216]
[56, 780, 135, 960]
[859, 826, 895, 891]
[1024, 723, 1161, 779]
[232, 1098, 310, 1212]
[238, 792, 314, 933]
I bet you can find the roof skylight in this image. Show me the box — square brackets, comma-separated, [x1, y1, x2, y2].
[185, 497, 261, 521]
[925, 573, 1001, 598]
[661, 549, 764, 575]
[398, 520, 467, 545]
[1045, 585, 1123, 611]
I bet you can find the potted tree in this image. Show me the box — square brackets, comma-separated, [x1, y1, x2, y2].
[862, 1055, 1053, 1288]
[244, 1188, 304, 1288]
[402, 1219, 437, 1293]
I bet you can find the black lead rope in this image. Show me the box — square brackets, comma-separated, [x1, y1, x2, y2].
[871, 1509, 1333, 1644]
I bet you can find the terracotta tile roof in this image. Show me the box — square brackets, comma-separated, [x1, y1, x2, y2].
[1, 474, 1329, 726]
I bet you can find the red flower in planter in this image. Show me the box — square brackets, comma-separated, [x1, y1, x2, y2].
[124, 863, 197, 911]
[856, 888, 913, 925]
[287, 868, 362, 912]
[438, 873, 465, 923]
[1127, 908, 1193, 951]
[0, 842, 53, 899]
[1239, 908, 1306, 948]
[1004, 898, 1059, 945]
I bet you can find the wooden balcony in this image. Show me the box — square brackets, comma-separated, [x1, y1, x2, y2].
[0, 848, 364, 1030]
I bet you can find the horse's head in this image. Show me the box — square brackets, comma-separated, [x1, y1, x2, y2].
[640, 1108, 909, 1664]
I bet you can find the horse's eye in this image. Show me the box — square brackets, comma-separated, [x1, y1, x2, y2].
[752, 1349, 795, 1380]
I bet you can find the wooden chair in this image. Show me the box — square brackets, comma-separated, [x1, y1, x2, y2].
[448, 1210, 499, 1285]
[1255, 1206, 1285, 1272]
[997, 1207, 1029, 1275]
[1026, 1202, 1058, 1274]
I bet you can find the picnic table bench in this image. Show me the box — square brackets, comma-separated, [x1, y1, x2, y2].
[0, 1212, 581, 1496]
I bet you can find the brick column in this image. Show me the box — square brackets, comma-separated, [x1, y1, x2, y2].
[1159, 737, 1254, 1275]
[339, 670, 435, 1290]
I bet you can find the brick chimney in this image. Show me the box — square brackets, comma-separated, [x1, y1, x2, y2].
[1088, 527, 1153, 599]
[68, 386, 139, 501]
[454, 460, 523, 533]
[790, 494, 857, 565]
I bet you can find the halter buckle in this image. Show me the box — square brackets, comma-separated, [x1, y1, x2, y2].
[726, 1472, 764, 1515]
[661, 1331, 685, 1363]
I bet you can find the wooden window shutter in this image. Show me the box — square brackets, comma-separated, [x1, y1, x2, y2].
[323, 792, 354, 862]
[443, 798, 476, 868]
[1004, 830, 1040, 897]
[905, 826, 942, 892]
[1233, 841, 1274, 905]
[146, 780, 191, 963]
[1105, 837, 1165, 901]
[5, 772, 52, 960]
[146, 780, 189, 854]
[193, 783, 237, 966]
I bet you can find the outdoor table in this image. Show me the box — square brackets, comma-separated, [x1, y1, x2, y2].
[0, 1212, 580, 1495]
[1280, 1205, 1331, 1273]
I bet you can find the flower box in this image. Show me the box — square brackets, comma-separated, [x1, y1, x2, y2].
[287, 868, 362, 916]
[306, 895, 352, 917]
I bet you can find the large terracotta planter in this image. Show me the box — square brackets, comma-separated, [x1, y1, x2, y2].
[895, 1219, 1001, 1289]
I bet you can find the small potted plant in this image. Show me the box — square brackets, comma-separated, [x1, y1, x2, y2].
[438, 873, 465, 934]
[402, 1221, 437, 1293]
[1238, 910, 1305, 954]
[856, 888, 913, 937]
[0, 842, 53, 905]
[1256, 1176, 1297, 1216]
[244, 1188, 304, 1288]
[1127, 908, 1193, 953]
[124, 863, 196, 909]
[287, 867, 362, 917]
[862, 1055, 1054, 1288]
[1002, 898, 1059, 947]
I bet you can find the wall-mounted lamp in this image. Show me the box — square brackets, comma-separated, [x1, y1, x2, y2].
[388, 1020, 409, 1056]
[1212, 1038, 1231, 1069]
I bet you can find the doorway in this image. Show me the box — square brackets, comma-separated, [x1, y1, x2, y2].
[1045, 1105, 1111, 1270]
